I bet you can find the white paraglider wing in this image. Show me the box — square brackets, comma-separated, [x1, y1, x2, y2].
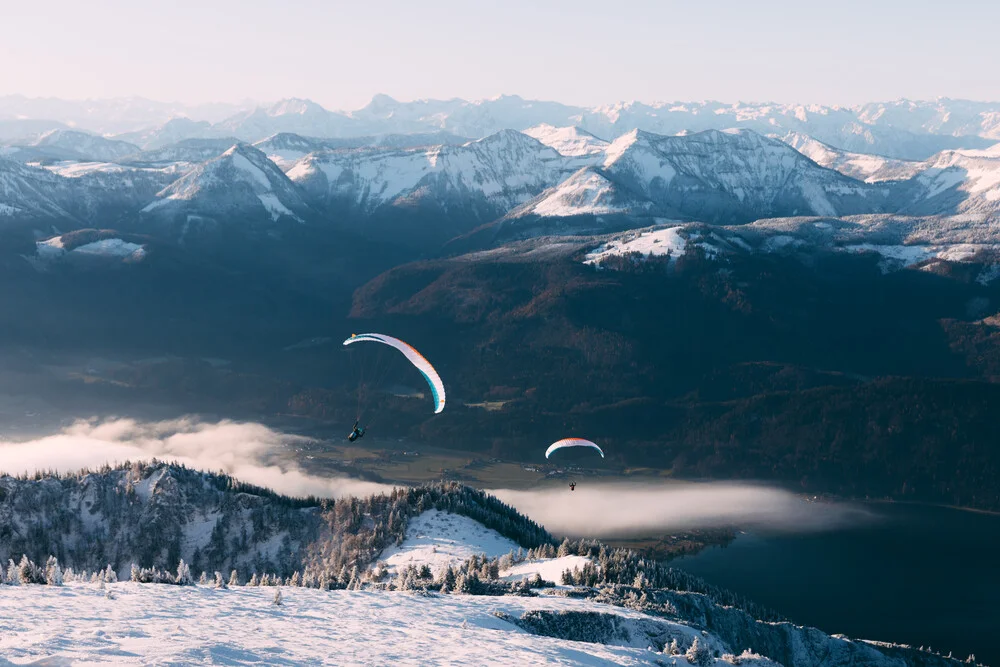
[545, 438, 605, 459]
[343, 333, 446, 414]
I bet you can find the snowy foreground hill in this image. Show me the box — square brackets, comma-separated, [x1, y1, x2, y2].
[0, 464, 976, 666]
[2, 582, 776, 666]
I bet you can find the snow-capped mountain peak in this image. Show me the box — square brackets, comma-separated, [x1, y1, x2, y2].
[523, 124, 610, 157]
[266, 98, 327, 117]
[141, 143, 310, 227]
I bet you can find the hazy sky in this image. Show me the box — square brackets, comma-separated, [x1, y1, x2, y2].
[2, 0, 998, 109]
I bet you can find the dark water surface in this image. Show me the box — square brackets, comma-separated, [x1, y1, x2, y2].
[673, 503, 1000, 665]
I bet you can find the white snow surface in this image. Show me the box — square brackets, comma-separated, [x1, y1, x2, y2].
[0, 582, 750, 666]
[501, 555, 596, 584]
[34, 237, 146, 261]
[585, 226, 687, 264]
[72, 239, 146, 259]
[378, 509, 520, 576]
[530, 168, 631, 217]
[523, 124, 610, 157]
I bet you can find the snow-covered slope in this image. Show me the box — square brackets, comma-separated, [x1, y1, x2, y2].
[585, 216, 1000, 281]
[0, 582, 784, 667]
[585, 226, 689, 265]
[900, 149, 1000, 217]
[528, 167, 643, 218]
[524, 124, 610, 157]
[502, 129, 887, 239]
[378, 509, 521, 576]
[780, 132, 925, 182]
[33, 234, 147, 266]
[253, 132, 336, 170]
[0, 156, 170, 226]
[0, 157, 81, 222]
[501, 554, 596, 583]
[253, 132, 474, 171]
[287, 130, 573, 238]
[142, 143, 312, 228]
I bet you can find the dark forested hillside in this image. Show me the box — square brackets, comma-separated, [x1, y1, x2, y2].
[341, 248, 1000, 509]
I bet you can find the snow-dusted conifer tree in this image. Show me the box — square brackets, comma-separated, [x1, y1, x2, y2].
[557, 537, 572, 557]
[103, 565, 117, 583]
[229, 570, 240, 587]
[5, 559, 18, 585]
[440, 566, 457, 593]
[248, 573, 259, 586]
[198, 571, 208, 585]
[45, 556, 63, 586]
[18, 555, 43, 584]
[130, 564, 141, 582]
[175, 560, 194, 586]
[213, 572, 227, 589]
[686, 637, 712, 666]
[273, 588, 283, 606]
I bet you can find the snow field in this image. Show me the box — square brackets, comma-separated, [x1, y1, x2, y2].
[0, 582, 726, 666]
[585, 227, 687, 265]
[379, 509, 521, 576]
[501, 555, 596, 584]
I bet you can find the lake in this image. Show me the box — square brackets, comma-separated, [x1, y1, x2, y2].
[672, 502, 1000, 665]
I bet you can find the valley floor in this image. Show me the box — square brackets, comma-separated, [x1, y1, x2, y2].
[2, 582, 708, 666]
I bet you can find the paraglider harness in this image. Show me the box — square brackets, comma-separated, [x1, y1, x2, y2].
[348, 421, 366, 442]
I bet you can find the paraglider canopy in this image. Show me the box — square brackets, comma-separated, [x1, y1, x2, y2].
[545, 438, 605, 459]
[342, 333, 446, 414]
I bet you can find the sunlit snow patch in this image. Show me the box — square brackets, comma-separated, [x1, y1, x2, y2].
[378, 509, 520, 576]
[584, 226, 687, 265]
[523, 124, 609, 157]
[501, 555, 596, 584]
[34, 236, 146, 263]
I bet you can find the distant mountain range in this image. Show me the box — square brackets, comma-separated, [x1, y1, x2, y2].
[2, 123, 999, 251]
[3, 94, 1000, 159]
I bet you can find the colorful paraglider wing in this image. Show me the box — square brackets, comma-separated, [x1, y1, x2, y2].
[544, 438, 605, 459]
[342, 333, 446, 414]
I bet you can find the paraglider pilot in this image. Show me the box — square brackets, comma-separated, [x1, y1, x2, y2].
[348, 420, 366, 442]
[569, 482, 576, 491]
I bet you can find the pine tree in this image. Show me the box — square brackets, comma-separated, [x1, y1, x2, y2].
[198, 571, 208, 585]
[103, 565, 117, 583]
[440, 566, 457, 593]
[686, 637, 712, 666]
[229, 570, 240, 587]
[175, 559, 194, 586]
[213, 572, 227, 589]
[130, 564, 141, 582]
[45, 556, 63, 586]
[248, 573, 260, 587]
[273, 588, 283, 606]
[18, 555, 42, 584]
[5, 559, 17, 585]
